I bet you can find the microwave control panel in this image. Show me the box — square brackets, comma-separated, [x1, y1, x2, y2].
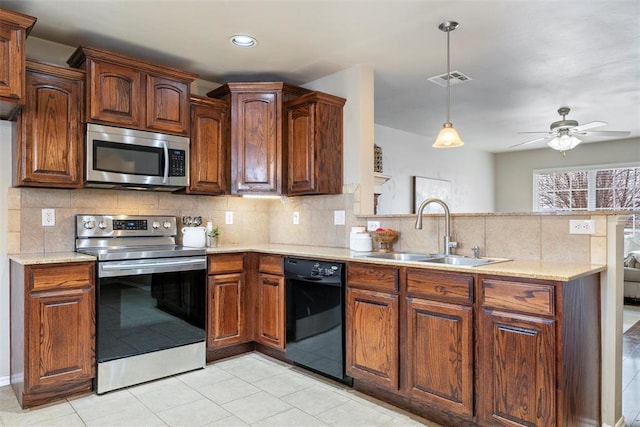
[169, 149, 186, 177]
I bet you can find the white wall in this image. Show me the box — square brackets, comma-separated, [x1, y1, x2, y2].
[303, 65, 375, 215]
[495, 137, 640, 212]
[375, 124, 495, 214]
[1, 120, 14, 384]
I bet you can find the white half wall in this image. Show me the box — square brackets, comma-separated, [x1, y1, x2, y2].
[303, 65, 375, 215]
[374, 124, 495, 214]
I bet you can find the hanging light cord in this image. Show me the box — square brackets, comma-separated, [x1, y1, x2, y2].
[445, 28, 451, 124]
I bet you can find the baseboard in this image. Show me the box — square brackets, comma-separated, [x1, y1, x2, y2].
[604, 415, 627, 427]
[0, 375, 9, 387]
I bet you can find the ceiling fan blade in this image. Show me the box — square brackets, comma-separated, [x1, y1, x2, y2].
[517, 131, 551, 135]
[571, 121, 607, 132]
[578, 130, 631, 137]
[509, 137, 548, 148]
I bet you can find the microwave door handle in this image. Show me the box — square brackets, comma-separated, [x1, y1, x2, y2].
[162, 142, 169, 183]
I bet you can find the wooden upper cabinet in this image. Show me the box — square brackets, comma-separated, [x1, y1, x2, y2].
[146, 74, 190, 134]
[85, 60, 142, 127]
[207, 82, 311, 195]
[0, 9, 36, 119]
[15, 61, 85, 188]
[186, 96, 229, 194]
[67, 46, 197, 135]
[285, 92, 345, 195]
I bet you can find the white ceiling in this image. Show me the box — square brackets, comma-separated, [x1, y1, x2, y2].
[4, 0, 640, 153]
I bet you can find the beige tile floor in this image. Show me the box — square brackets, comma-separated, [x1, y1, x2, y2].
[0, 352, 437, 426]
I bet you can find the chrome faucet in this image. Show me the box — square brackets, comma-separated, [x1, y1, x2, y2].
[414, 198, 458, 255]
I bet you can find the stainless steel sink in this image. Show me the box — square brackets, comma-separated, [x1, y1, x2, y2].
[364, 252, 510, 267]
[364, 252, 441, 261]
[421, 255, 501, 266]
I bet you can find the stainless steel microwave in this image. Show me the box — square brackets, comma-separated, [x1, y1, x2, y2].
[85, 124, 189, 191]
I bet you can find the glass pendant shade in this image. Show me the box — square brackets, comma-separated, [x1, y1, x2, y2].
[433, 122, 464, 148]
[547, 133, 581, 152]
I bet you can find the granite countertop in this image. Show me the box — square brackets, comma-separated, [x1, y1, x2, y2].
[9, 252, 96, 265]
[9, 244, 606, 282]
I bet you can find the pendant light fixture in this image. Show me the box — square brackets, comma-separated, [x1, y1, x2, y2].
[433, 21, 464, 148]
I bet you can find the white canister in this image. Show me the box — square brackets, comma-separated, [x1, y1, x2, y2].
[351, 233, 373, 252]
[182, 226, 206, 248]
[350, 226, 367, 250]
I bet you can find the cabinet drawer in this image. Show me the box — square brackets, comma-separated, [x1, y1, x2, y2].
[482, 279, 555, 316]
[208, 254, 244, 274]
[259, 255, 283, 275]
[30, 263, 93, 291]
[347, 263, 398, 293]
[407, 269, 473, 305]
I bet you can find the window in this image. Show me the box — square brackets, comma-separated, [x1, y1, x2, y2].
[534, 165, 640, 236]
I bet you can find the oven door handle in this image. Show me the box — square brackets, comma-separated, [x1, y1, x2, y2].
[99, 257, 206, 277]
[162, 142, 169, 184]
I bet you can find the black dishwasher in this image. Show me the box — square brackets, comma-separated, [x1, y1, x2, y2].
[285, 257, 351, 384]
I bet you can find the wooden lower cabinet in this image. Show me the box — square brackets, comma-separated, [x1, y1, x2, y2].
[256, 255, 285, 349]
[10, 261, 95, 408]
[206, 254, 247, 350]
[346, 263, 399, 390]
[406, 298, 473, 417]
[477, 275, 601, 427]
[478, 309, 555, 426]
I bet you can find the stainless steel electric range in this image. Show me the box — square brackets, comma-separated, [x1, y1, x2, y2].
[75, 214, 207, 394]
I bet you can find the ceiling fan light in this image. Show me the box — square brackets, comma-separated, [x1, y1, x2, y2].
[547, 133, 581, 152]
[433, 122, 464, 148]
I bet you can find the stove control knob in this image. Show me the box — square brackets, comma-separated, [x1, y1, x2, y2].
[84, 220, 96, 229]
[163, 221, 172, 229]
[152, 221, 160, 229]
[98, 220, 108, 230]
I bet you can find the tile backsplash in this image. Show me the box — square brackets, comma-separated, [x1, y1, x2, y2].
[8, 187, 608, 265]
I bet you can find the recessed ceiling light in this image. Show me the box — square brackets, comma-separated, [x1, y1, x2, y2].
[230, 35, 257, 48]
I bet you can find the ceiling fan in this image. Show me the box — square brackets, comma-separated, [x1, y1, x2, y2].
[510, 107, 631, 154]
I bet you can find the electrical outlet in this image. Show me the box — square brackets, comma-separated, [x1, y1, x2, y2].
[334, 210, 346, 225]
[293, 211, 300, 225]
[569, 219, 595, 235]
[42, 208, 55, 227]
[225, 211, 234, 225]
[367, 220, 380, 231]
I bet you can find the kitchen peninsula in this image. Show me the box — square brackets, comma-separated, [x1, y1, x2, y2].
[10, 242, 604, 426]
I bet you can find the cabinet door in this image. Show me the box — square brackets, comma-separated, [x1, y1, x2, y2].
[231, 92, 279, 194]
[287, 102, 316, 194]
[346, 288, 399, 389]
[256, 273, 285, 349]
[146, 75, 190, 135]
[478, 309, 556, 427]
[406, 298, 473, 417]
[87, 59, 143, 127]
[26, 287, 95, 390]
[189, 99, 228, 194]
[207, 272, 246, 348]
[16, 65, 84, 187]
[0, 10, 36, 118]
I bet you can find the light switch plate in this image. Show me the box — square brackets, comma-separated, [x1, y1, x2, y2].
[367, 220, 380, 231]
[293, 211, 300, 225]
[334, 210, 346, 225]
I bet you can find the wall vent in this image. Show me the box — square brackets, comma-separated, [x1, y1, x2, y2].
[428, 71, 472, 87]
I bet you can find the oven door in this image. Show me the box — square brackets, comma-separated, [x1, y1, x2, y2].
[96, 256, 206, 364]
